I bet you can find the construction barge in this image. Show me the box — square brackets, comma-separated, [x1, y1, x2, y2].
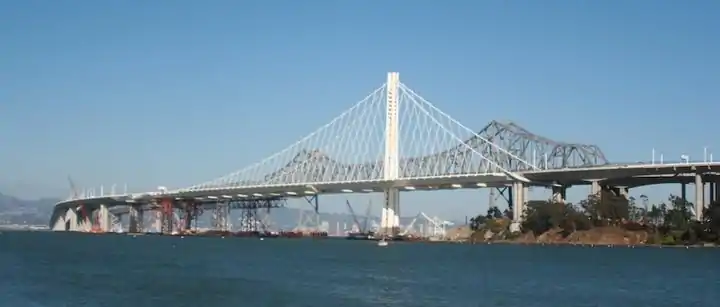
[344, 231, 424, 242]
[127, 230, 329, 238]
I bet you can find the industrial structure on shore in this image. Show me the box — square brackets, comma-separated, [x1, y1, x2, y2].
[49, 73, 720, 238]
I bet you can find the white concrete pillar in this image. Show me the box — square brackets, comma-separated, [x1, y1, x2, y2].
[552, 186, 567, 203]
[381, 188, 400, 235]
[64, 208, 78, 231]
[695, 173, 704, 221]
[78, 209, 91, 232]
[590, 180, 601, 196]
[129, 205, 141, 233]
[522, 184, 528, 218]
[99, 204, 110, 232]
[52, 214, 66, 231]
[511, 181, 527, 222]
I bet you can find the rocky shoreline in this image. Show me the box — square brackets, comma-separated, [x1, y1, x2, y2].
[467, 226, 719, 248]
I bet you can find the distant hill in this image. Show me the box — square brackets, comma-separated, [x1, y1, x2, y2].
[0, 192, 60, 225]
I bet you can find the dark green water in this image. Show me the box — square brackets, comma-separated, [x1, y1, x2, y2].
[0, 231, 718, 307]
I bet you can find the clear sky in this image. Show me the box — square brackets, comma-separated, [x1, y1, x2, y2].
[1, 1, 719, 220]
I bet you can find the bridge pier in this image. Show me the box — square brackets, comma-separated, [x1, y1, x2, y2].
[695, 173, 704, 221]
[212, 200, 230, 232]
[65, 208, 79, 231]
[510, 182, 527, 223]
[129, 204, 144, 233]
[380, 188, 401, 236]
[590, 180, 601, 196]
[159, 198, 175, 234]
[551, 186, 567, 203]
[182, 201, 201, 232]
[51, 214, 66, 231]
[52, 208, 75, 231]
[98, 204, 111, 232]
[77, 207, 91, 232]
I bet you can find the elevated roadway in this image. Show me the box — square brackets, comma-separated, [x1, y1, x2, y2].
[522, 161, 720, 186]
[50, 161, 720, 216]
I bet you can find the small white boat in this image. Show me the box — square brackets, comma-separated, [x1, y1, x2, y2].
[377, 239, 389, 247]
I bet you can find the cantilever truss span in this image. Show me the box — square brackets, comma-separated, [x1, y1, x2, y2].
[475, 121, 609, 170]
[175, 81, 541, 193]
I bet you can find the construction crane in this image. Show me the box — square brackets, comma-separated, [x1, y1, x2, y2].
[400, 212, 423, 236]
[345, 200, 374, 240]
[420, 212, 453, 239]
[346, 200, 362, 232]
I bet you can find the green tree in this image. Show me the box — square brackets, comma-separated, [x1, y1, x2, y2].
[469, 214, 487, 231]
[521, 200, 588, 236]
[486, 206, 502, 219]
[663, 194, 693, 230]
[647, 204, 663, 226]
[702, 200, 720, 242]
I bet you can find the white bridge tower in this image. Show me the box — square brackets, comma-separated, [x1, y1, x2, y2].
[381, 72, 401, 234]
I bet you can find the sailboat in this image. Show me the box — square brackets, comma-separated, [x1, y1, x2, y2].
[377, 237, 388, 247]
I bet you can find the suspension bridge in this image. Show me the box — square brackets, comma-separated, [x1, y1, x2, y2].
[49, 72, 720, 235]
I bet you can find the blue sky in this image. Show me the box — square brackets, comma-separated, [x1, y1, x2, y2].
[1, 1, 719, 220]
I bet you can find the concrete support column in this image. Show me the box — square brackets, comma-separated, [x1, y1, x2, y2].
[511, 182, 527, 222]
[129, 205, 143, 233]
[79, 211, 91, 232]
[52, 210, 66, 231]
[590, 180, 601, 196]
[381, 188, 400, 236]
[99, 204, 110, 232]
[64, 208, 78, 231]
[695, 173, 704, 221]
[509, 182, 526, 233]
[160, 198, 175, 234]
[51, 217, 65, 231]
[551, 186, 567, 203]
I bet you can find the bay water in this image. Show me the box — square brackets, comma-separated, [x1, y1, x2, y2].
[1, 231, 717, 307]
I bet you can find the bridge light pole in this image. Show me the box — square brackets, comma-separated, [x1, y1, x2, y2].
[681, 154, 689, 164]
[652, 148, 656, 164]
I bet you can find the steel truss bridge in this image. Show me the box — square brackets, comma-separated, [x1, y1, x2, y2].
[50, 72, 613, 233]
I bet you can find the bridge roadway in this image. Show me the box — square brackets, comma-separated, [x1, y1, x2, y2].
[49, 161, 720, 227]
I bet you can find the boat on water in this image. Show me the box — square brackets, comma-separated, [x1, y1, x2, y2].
[377, 238, 389, 247]
[345, 231, 375, 240]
